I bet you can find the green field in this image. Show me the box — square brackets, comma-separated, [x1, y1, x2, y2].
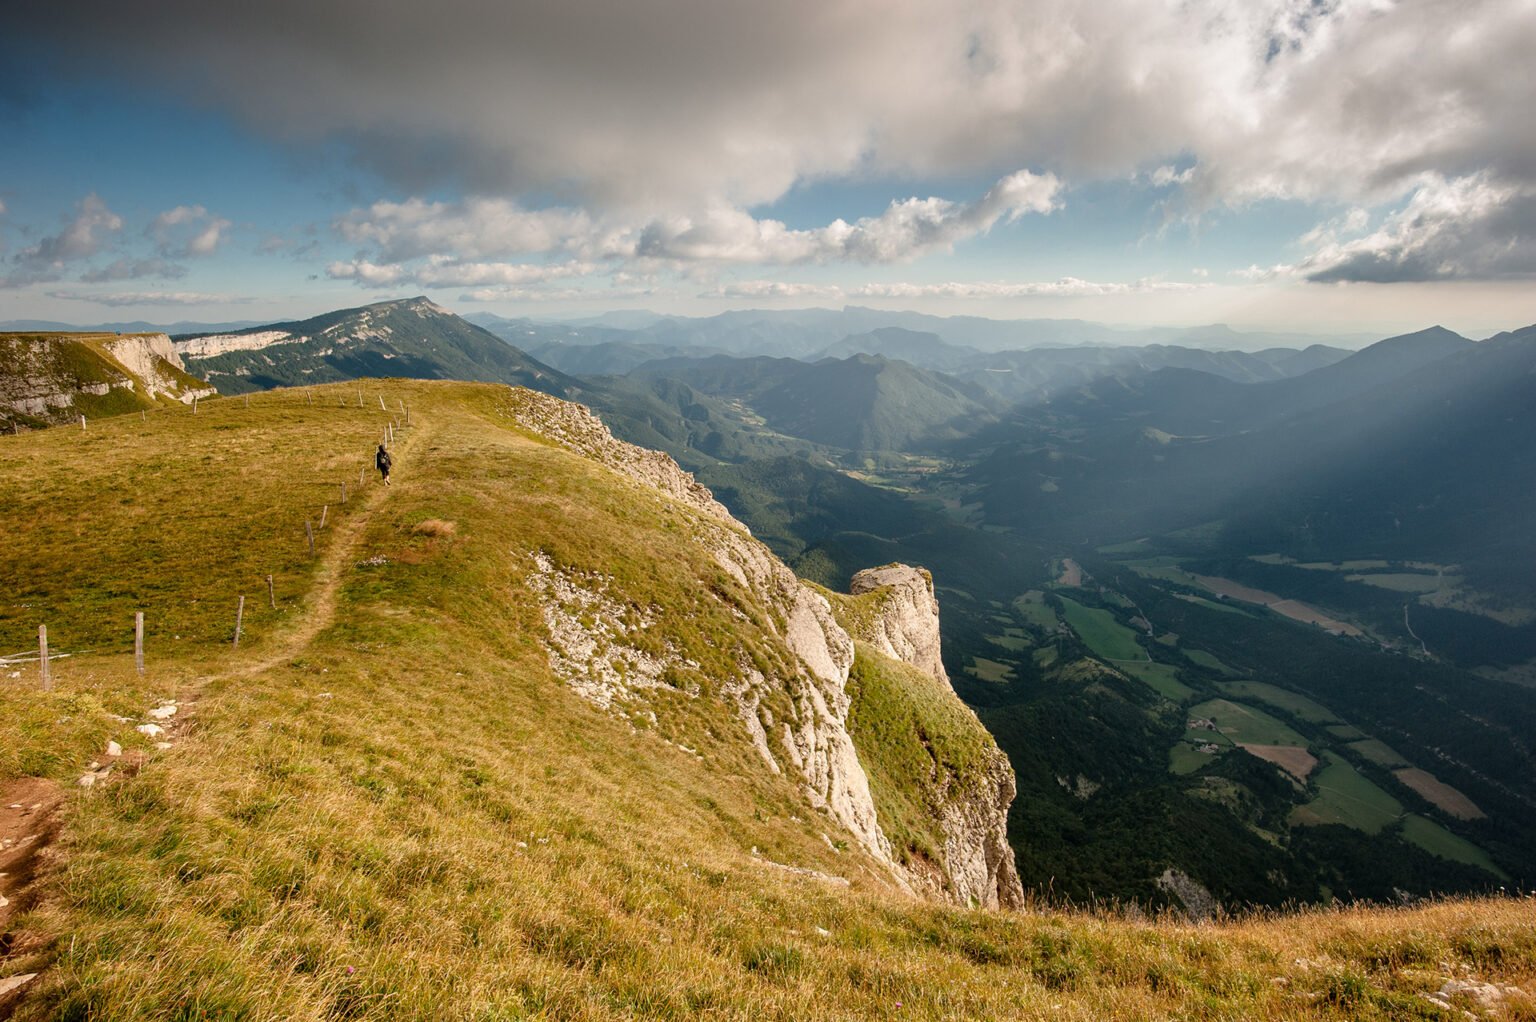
[967, 657, 1016, 683]
[1170, 742, 1223, 774]
[1400, 815, 1505, 878]
[1119, 661, 1194, 701]
[1188, 699, 1307, 747]
[1059, 597, 1147, 662]
[1349, 572, 1460, 593]
[1184, 649, 1237, 675]
[1217, 681, 1339, 724]
[1125, 560, 1197, 583]
[1347, 738, 1409, 767]
[1291, 752, 1403, 834]
[1011, 590, 1059, 630]
[1297, 560, 1392, 571]
[1171, 593, 1253, 616]
[986, 633, 1032, 652]
[1326, 724, 1366, 739]
[1096, 538, 1153, 554]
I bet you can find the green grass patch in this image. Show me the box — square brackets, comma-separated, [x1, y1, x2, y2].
[985, 634, 1032, 652]
[1216, 682, 1340, 724]
[1171, 593, 1253, 616]
[967, 657, 1016, 683]
[1326, 724, 1366, 740]
[1291, 752, 1403, 834]
[1188, 699, 1307, 746]
[1011, 590, 1058, 630]
[1399, 815, 1505, 878]
[846, 642, 1000, 869]
[1058, 597, 1146, 662]
[1347, 739, 1409, 768]
[1347, 573, 1460, 593]
[1169, 743, 1223, 775]
[1118, 661, 1194, 702]
[1183, 649, 1237, 676]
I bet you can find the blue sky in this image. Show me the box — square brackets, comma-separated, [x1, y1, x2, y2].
[3, 0, 1533, 337]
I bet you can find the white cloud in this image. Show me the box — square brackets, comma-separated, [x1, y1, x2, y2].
[150, 204, 231, 257]
[22, 193, 122, 264]
[1298, 174, 1536, 283]
[704, 276, 1205, 300]
[329, 169, 1061, 287]
[45, 289, 254, 306]
[80, 257, 187, 283]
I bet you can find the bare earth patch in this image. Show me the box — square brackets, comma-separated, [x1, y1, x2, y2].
[1191, 575, 1362, 636]
[1240, 744, 1318, 781]
[1393, 767, 1486, 820]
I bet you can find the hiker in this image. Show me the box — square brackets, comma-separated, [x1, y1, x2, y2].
[376, 443, 392, 486]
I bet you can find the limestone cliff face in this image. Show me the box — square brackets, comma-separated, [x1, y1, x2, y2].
[0, 332, 214, 427]
[842, 564, 1025, 910]
[502, 389, 897, 873]
[849, 564, 950, 687]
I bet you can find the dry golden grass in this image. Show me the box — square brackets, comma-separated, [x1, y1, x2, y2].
[2, 381, 1533, 1021]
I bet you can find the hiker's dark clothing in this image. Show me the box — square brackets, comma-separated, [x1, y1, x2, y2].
[376, 447, 392, 480]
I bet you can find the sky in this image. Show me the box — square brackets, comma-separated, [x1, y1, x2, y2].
[2, 0, 1534, 337]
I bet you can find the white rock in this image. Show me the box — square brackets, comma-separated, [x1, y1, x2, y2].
[147, 704, 177, 720]
[77, 773, 96, 788]
[105, 740, 123, 757]
[0, 973, 38, 998]
[155, 742, 173, 750]
[136, 723, 164, 737]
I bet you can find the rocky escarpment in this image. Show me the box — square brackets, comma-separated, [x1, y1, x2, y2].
[849, 564, 949, 686]
[501, 388, 1025, 909]
[503, 388, 895, 870]
[841, 564, 1025, 909]
[0, 332, 214, 428]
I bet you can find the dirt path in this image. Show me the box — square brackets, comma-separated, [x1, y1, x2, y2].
[0, 410, 431, 1012]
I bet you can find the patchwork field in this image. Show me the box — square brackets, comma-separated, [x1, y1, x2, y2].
[1182, 649, 1236, 675]
[1217, 681, 1340, 724]
[1393, 768, 1486, 820]
[967, 656, 1015, 683]
[1291, 753, 1403, 834]
[1058, 597, 1147, 662]
[1118, 661, 1194, 702]
[1188, 699, 1307, 747]
[1400, 815, 1504, 877]
[1348, 739, 1410, 768]
[1011, 591, 1059, 630]
[1240, 744, 1317, 781]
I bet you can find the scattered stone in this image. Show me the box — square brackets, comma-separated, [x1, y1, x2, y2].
[155, 742, 173, 750]
[77, 773, 96, 788]
[813, 926, 832, 938]
[105, 740, 123, 757]
[0, 974, 38, 998]
[8, 803, 23, 810]
[136, 723, 165, 737]
[147, 704, 177, 720]
[1439, 979, 1510, 1010]
[6, 671, 19, 679]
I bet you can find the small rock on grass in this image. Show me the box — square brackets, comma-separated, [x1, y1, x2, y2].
[77, 774, 96, 788]
[136, 723, 164, 737]
[0, 974, 39, 997]
[155, 742, 173, 750]
[106, 740, 122, 757]
[147, 704, 177, 721]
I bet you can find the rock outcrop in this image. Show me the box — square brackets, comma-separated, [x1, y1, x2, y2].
[841, 563, 1025, 909]
[502, 387, 1023, 907]
[849, 564, 949, 687]
[0, 332, 214, 428]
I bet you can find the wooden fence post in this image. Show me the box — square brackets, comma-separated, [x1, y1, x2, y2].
[135, 612, 144, 674]
[378, 395, 386, 411]
[358, 467, 365, 487]
[79, 414, 86, 431]
[233, 596, 245, 649]
[266, 575, 276, 610]
[320, 504, 328, 528]
[306, 519, 316, 556]
[340, 481, 347, 505]
[357, 388, 363, 407]
[193, 396, 199, 414]
[244, 394, 250, 408]
[39, 624, 50, 691]
[141, 409, 146, 423]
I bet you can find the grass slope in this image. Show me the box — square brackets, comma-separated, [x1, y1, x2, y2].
[2, 381, 1534, 1020]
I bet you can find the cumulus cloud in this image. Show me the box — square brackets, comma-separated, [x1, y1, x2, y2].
[704, 277, 1205, 300]
[80, 257, 188, 283]
[14, 0, 1536, 283]
[328, 169, 1060, 287]
[45, 289, 255, 306]
[150, 204, 231, 257]
[326, 256, 596, 289]
[1299, 174, 1536, 283]
[2, 193, 123, 287]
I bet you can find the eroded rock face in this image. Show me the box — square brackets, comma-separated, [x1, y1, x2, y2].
[849, 564, 949, 687]
[0, 333, 214, 426]
[503, 388, 895, 871]
[845, 563, 1024, 910]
